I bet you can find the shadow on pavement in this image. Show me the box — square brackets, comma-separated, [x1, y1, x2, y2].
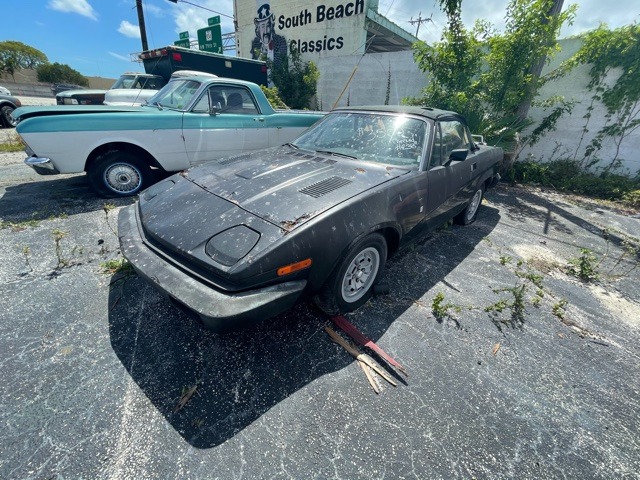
[108, 204, 500, 449]
[0, 175, 134, 223]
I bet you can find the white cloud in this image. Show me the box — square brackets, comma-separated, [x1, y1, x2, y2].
[169, 0, 234, 38]
[48, 0, 97, 21]
[118, 20, 141, 39]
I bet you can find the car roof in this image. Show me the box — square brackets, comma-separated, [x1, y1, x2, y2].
[331, 105, 462, 121]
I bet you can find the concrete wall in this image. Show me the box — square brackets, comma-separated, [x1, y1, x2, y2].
[316, 49, 427, 110]
[1, 70, 116, 97]
[315, 39, 640, 175]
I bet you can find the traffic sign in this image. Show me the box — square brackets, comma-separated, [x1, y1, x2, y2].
[179, 31, 189, 39]
[197, 24, 222, 53]
[174, 39, 190, 48]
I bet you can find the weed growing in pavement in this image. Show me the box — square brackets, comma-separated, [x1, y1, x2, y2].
[485, 284, 527, 329]
[431, 292, 462, 322]
[100, 258, 134, 276]
[552, 299, 568, 320]
[52, 229, 69, 269]
[21, 245, 33, 272]
[1, 218, 40, 231]
[500, 255, 512, 265]
[103, 203, 118, 236]
[567, 248, 600, 282]
[0, 132, 25, 153]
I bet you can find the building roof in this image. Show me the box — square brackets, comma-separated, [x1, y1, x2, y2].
[364, 7, 418, 53]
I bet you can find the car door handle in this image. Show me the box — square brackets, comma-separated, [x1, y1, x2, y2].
[253, 117, 265, 122]
[471, 162, 477, 171]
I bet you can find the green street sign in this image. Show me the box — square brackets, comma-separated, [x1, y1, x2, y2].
[179, 31, 189, 39]
[208, 16, 220, 26]
[174, 39, 190, 48]
[197, 24, 222, 53]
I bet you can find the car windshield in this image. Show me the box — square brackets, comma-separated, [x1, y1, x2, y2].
[293, 112, 429, 168]
[145, 79, 202, 110]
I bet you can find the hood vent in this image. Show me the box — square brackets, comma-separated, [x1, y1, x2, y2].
[219, 153, 252, 165]
[299, 176, 352, 198]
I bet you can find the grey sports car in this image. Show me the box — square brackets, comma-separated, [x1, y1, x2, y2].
[118, 105, 503, 332]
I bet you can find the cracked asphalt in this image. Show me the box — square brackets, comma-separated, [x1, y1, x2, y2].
[0, 137, 639, 479]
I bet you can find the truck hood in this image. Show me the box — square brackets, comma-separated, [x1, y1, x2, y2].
[185, 146, 410, 230]
[12, 104, 146, 122]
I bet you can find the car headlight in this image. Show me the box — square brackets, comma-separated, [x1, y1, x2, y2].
[205, 226, 261, 266]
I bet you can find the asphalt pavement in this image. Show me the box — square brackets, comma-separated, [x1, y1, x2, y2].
[0, 144, 639, 479]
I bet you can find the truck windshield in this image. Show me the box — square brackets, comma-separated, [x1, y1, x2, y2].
[146, 79, 201, 110]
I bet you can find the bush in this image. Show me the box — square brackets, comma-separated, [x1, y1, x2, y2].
[510, 159, 640, 206]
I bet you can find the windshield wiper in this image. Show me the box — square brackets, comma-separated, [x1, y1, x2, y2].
[315, 149, 357, 160]
[284, 142, 299, 149]
[148, 101, 163, 110]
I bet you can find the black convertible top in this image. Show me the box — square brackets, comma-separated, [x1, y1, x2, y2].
[331, 105, 461, 121]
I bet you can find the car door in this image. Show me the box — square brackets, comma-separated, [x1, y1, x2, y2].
[424, 118, 477, 226]
[182, 85, 268, 165]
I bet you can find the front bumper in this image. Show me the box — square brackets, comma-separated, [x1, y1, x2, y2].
[117, 204, 307, 333]
[24, 156, 60, 175]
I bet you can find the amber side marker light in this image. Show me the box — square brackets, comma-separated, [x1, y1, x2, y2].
[277, 258, 312, 276]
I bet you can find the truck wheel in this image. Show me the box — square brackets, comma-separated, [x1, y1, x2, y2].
[1, 105, 17, 127]
[315, 233, 387, 315]
[88, 151, 151, 197]
[454, 186, 484, 225]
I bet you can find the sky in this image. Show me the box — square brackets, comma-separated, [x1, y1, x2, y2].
[2, 0, 636, 80]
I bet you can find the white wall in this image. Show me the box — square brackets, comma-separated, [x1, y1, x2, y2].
[315, 39, 640, 175]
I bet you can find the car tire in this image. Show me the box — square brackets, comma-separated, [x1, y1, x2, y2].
[88, 151, 152, 197]
[0, 105, 17, 128]
[454, 186, 484, 225]
[315, 233, 387, 315]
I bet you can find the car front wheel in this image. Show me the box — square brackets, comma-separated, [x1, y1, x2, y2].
[0, 105, 17, 128]
[88, 151, 152, 197]
[454, 186, 484, 225]
[315, 233, 387, 314]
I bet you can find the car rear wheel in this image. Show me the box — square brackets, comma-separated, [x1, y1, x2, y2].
[88, 151, 151, 197]
[1, 105, 17, 128]
[454, 186, 484, 225]
[315, 233, 387, 315]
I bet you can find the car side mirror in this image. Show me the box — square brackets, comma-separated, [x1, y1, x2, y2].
[447, 148, 469, 163]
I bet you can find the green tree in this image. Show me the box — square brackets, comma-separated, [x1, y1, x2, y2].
[37, 62, 89, 87]
[0, 41, 48, 79]
[267, 47, 319, 109]
[409, 0, 575, 151]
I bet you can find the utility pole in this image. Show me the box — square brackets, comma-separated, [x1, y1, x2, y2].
[408, 12, 432, 38]
[136, 0, 149, 52]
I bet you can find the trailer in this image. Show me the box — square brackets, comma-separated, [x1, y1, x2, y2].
[139, 46, 268, 86]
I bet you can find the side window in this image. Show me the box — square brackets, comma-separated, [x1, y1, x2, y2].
[429, 123, 443, 169]
[440, 120, 470, 161]
[222, 87, 259, 115]
[192, 90, 211, 113]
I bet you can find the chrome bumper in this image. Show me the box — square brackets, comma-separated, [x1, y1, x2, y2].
[24, 157, 60, 175]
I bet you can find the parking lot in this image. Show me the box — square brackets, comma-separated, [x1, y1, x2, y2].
[1, 119, 639, 478]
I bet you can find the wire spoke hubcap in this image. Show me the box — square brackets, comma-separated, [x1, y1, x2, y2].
[341, 247, 380, 303]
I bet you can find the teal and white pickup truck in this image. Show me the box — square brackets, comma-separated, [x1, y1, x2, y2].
[14, 74, 324, 197]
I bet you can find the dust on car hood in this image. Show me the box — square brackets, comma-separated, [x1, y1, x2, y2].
[186, 146, 411, 230]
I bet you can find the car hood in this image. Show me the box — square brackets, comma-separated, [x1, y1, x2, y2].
[185, 146, 410, 230]
[136, 146, 410, 277]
